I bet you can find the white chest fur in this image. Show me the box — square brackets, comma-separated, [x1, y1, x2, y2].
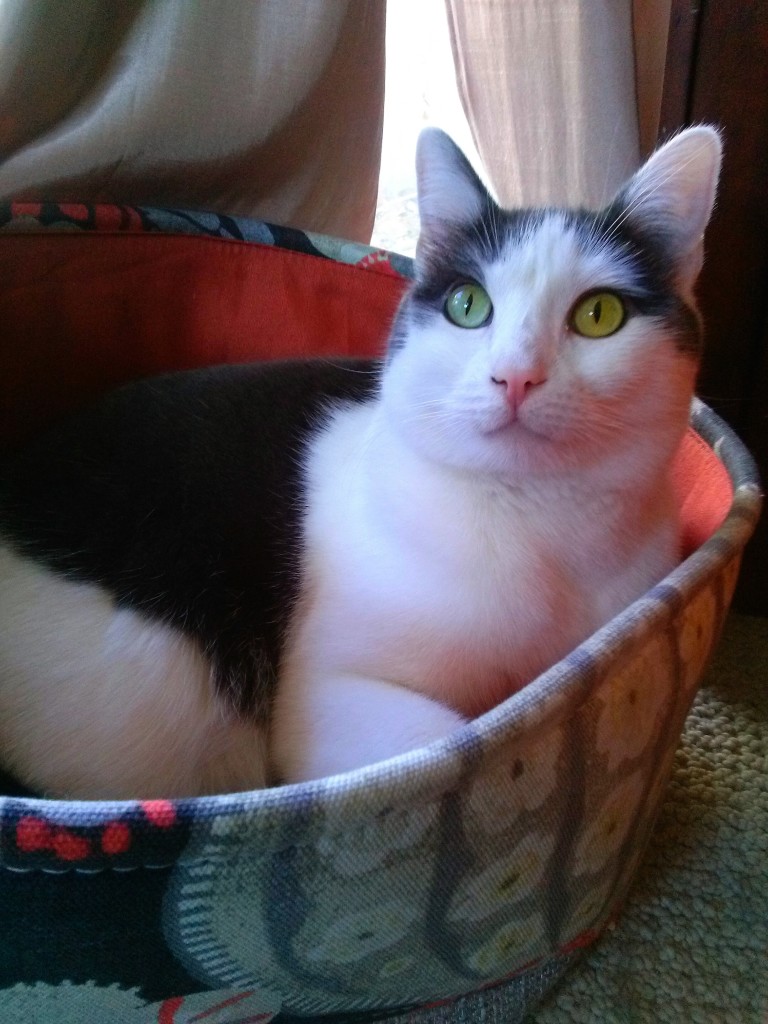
[269, 400, 678, 782]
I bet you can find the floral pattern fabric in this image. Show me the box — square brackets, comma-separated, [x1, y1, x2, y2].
[0, 205, 762, 1022]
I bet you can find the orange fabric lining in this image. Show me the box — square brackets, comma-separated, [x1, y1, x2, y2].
[673, 428, 733, 558]
[0, 232, 732, 552]
[0, 234, 406, 447]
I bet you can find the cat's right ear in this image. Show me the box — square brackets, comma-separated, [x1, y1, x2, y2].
[610, 126, 722, 296]
[415, 129, 489, 259]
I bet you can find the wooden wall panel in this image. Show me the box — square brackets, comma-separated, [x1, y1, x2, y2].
[659, 1, 768, 613]
[657, 0, 702, 139]
[690, 3, 768, 614]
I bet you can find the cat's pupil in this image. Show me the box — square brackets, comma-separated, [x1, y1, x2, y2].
[593, 299, 603, 324]
[464, 293, 474, 318]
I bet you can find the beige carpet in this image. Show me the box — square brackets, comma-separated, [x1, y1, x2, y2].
[528, 613, 768, 1024]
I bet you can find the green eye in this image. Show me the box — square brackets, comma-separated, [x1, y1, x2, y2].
[570, 291, 626, 338]
[444, 283, 493, 329]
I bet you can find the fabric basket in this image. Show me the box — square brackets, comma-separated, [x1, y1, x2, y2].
[0, 204, 762, 1023]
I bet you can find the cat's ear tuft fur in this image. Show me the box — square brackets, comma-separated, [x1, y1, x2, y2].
[415, 128, 489, 255]
[613, 125, 722, 296]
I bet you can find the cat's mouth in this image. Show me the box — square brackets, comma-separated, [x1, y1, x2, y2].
[481, 409, 552, 442]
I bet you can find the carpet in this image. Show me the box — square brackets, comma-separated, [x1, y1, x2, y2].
[527, 613, 768, 1024]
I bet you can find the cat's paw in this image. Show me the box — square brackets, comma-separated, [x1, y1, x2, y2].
[271, 674, 467, 783]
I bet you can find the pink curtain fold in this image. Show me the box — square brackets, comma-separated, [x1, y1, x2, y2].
[444, 0, 670, 209]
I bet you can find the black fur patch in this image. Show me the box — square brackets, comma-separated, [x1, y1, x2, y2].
[590, 197, 702, 352]
[0, 360, 380, 718]
[403, 197, 700, 354]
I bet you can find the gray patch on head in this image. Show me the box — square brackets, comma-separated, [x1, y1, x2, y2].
[385, 301, 413, 358]
[410, 204, 544, 318]
[443, 204, 547, 274]
[568, 205, 703, 355]
[403, 194, 703, 356]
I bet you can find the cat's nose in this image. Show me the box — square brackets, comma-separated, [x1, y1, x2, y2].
[491, 371, 547, 412]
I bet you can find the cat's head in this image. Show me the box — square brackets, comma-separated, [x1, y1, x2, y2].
[382, 126, 722, 484]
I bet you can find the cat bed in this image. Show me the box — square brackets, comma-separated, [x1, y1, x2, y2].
[0, 204, 762, 1023]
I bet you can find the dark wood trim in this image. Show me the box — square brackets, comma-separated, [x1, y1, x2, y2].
[691, 2, 768, 413]
[662, 0, 768, 614]
[658, 0, 702, 141]
[735, 314, 768, 614]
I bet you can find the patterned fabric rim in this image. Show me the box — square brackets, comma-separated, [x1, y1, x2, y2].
[0, 201, 416, 281]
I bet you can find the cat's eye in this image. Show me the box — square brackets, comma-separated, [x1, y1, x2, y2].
[444, 283, 493, 329]
[570, 291, 626, 338]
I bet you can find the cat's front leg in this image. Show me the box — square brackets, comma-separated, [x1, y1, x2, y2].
[269, 673, 467, 784]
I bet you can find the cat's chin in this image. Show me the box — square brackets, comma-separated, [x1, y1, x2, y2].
[417, 420, 568, 483]
[482, 414, 551, 444]
[482, 433, 565, 481]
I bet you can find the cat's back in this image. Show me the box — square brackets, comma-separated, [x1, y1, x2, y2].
[0, 358, 378, 796]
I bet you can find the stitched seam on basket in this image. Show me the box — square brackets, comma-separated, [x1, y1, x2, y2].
[0, 773, 468, 872]
[1, 860, 177, 875]
[0, 229, 413, 286]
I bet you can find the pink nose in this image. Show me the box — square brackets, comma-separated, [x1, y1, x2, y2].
[491, 371, 547, 412]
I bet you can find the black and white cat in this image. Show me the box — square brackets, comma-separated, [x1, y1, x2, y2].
[0, 126, 721, 798]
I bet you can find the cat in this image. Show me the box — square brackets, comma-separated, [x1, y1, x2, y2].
[0, 125, 721, 799]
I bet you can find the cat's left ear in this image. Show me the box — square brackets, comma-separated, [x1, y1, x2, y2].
[415, 128, 491, 263]
[613, 125, 723, 294]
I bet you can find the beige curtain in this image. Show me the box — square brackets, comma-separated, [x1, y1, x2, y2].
[0, 0, 671, 237]
[0, 0, 386, 242]
[445, 0, 671, 209]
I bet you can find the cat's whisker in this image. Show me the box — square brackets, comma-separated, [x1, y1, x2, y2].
[469, 214, 493, 262]
[597, 118, 625, 211]
[319, 359, 380, 377]
[489, 202, 502, 257]
[601, 143, 714, 248]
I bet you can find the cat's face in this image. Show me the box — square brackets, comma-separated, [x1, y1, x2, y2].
[382, 127, 721, 484]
